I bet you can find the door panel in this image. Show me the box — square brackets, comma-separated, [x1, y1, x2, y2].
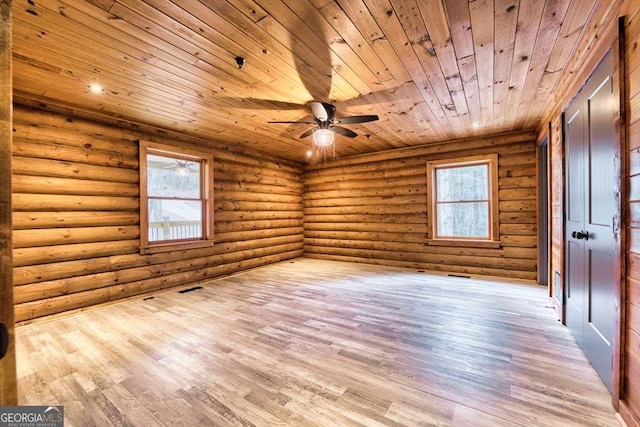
[586, 248, 614, 390]
[589, 250, 614, 343]
[588, 75, 614, 227]
[564, 52, 615, 392]
[565, 94, 586, 349]
[566, 108, 585, 225]
[566, 240, 585, 345]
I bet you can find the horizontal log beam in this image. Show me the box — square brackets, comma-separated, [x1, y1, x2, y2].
[13, 211, 139, 229]
[303, 222, 428, 233]
[303, 214, 427, 224]
[13, 139, 138, 169]
[304, 230, 428, 244]
[305, 173, 426, 191]
[214, 210, 303, 222]
[216, 190, 302, 204]
[13, 240, 140, 267]
[304, 194, 427, 208]
[215, 219, 303, 233]
[215, 227, 304, 244]
[13, 226, 140, 248]
[13, 193, 139, 211]
[13, 156, 139, 183]
[303, 185, 426, 200]
[214, 179, 302, 196]
[12, 175, 139, 197]
[303, 204, 425, 215]
[215, 200, 301, 212]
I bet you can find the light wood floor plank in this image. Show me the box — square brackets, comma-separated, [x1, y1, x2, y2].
[16, 258, 619, 426]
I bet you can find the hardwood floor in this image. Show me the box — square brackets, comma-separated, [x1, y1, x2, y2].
[16, 258, 619, 426]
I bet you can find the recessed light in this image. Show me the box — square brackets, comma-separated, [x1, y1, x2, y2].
[89, 83, 103, 94]
[306, 150, 313, 158]
[472, 122, 481, 128]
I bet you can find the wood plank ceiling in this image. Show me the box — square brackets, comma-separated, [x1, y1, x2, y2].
[11, 0, 598, 162]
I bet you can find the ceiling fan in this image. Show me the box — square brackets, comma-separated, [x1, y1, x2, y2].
[163, 159, 195, 177]
[267, 101, 379, 148]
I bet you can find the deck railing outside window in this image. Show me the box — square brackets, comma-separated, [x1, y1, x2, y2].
[148, 219, 202, 241]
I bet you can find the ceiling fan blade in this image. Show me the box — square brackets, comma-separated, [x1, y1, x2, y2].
[331, 126, 358, 138]
[335, 115, 379, 124]
[268, 120, 317, 124]
[299, 127, 318, 139]
[310, 101, 328, 121]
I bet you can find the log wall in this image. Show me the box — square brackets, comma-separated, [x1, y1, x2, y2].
[11, 105, 304, 324]
[303, 131, 538, 281]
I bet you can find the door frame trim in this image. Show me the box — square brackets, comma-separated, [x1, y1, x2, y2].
[0, 0, 16, 405]
[611, 15, 626, 409]
[537, 134, 551, 289]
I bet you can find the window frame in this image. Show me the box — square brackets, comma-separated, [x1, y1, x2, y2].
[139, 140, 214, 254]
[426, 154, 500, 247]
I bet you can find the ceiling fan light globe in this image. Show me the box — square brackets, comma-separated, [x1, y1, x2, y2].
[313, 129, 334, 147]
[175, 166, 190, 177]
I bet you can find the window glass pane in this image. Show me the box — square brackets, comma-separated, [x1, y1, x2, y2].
[437, 202, 489, 238]
[147, 154, 201, 199]
[436, 164, 488, 202]
[148, 199, 202, 241]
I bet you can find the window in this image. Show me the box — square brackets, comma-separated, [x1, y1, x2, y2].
[426, 154, 499, 246]
[139, 141, 214, 254]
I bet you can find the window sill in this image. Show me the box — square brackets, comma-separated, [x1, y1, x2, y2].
[140, 240, 214, 255]
[427, 239, 502, 249]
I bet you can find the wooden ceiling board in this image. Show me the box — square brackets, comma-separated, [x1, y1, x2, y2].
[512, 0, 571, 129]
[469, 0, 494, 129]
[313, 0, 397, 87]
[503, 0, 545, 133]
[11, 0, 605, 162]
[492, 0, 519, 130]
[522, 0, 598, 128]
[395, 0, 467, 131]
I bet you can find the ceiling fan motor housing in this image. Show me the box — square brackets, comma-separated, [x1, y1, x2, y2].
[267, 101, 379, 143]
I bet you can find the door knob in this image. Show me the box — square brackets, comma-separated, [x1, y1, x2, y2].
[572, 231, 590, 240]
[0, 322, 8, 360]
